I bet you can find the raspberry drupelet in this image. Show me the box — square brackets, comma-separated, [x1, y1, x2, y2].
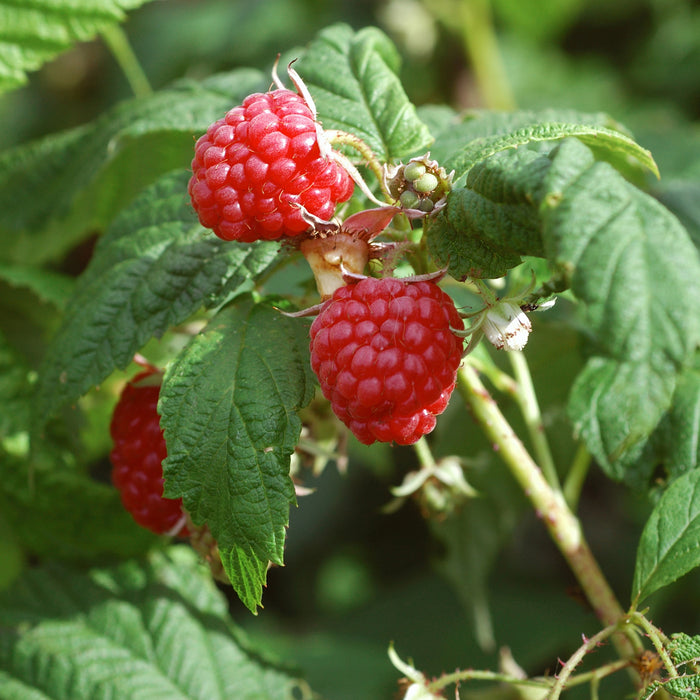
[110, 370, 187, 536]
[309, 277, 464, 445]
[189, 88, 354, 242]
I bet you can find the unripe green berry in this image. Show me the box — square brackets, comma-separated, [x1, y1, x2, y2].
[400, 190, 421, 209]
[418, 198, 435, 213]
[413, 172, 439, 194]
[403, 161, 427, 182]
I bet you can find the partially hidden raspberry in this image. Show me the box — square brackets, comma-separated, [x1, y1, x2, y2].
[110, 370, 187, 536]
[309, 277, 465, 445]
[188, 89, 354, 242]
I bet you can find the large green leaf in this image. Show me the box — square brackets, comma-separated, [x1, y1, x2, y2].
[429, 136, 700, 477]
[33, 170, 280, 427]
[425, 146, 549, 279]
[541, 139, 700, 477]
[296, 23, 433, 161]
[428, 109, 657, 185]
[0, 548, 303, 699]
[159, 299, 316, 612]
[0, 69, 267, 264]
[633, 469, 700, 604]
[0, 0, 154, 94]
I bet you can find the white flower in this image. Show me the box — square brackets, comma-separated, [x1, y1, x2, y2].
[403, 682, 443, 700]
[482, 301, 532, 352]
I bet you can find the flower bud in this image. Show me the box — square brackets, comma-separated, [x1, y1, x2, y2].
[483, 302, 532, 351]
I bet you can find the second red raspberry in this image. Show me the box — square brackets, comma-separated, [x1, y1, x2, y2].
[110, 370, 188, 536]
[309, 277, 465, 445]
[189, 89, 354, 242]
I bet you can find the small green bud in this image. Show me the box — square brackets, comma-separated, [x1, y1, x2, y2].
[413, 172, 439, 194]
[403, 161, 427, 182]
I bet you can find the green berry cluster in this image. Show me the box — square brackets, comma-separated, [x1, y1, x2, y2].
[385, 155, 453, 214]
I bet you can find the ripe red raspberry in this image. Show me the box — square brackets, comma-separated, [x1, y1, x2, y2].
[188, 89, 354, 242]
[309, 277, 464, 445]
[110, 370, 187, 536]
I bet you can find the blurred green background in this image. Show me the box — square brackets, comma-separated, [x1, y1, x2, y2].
[2, 0, 700, 698]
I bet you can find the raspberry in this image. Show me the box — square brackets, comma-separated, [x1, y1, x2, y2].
[110, 370, 187, 536]
[188, 89, 354, 242]
[309, 277, 464, 445]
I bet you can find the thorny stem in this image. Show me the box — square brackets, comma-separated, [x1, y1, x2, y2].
[509, 349, 561, 491]
[429, 656, 630, 697]
[547, 622, 628, 700]
[457, 362, 638, 663]
[564, 442, 593, 511]
[431, 669, 549, 693]
[100, 24, 152, 98]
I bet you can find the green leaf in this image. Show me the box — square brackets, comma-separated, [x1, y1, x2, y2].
[655, 179, 700, 251]
[0, 0, 154, 94]
[0, 330, 33, 442]
[633, 468, 700, 604]
[0, 69, 267, 264]
[0, 548, 303, 699]
[425, 146, 549, 279]
[541, 139, 700, 475]
[33, 170, 280, 427]
[646, 353, 700, 484]
[296, 23, 433, 161]
[669, 633, 700, 665]
[430, 109, 658, 185]
[0, 263, 74, 310]
[0, 447, 157, 561]
[660, 676, 700, 700]
[159, 300, 316, 612]
[568, 358, 677, 479]
[642, 677, 700, 700]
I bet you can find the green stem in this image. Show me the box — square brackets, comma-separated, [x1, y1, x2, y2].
[472, 356, 519, 396]
[413, 436, 438, 470]
[630, 613, 678, 679]
[101, 24, 152, 98]
[423, 0, 515, 110]
[457, 363, 637, 662]
[564, 442, 592, 510]
[565, 659, 629, 690]
[509, 349, 561, 491]
[431, 668, 549, 694]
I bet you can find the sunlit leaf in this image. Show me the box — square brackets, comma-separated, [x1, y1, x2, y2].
[159, 299, 316, 612]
